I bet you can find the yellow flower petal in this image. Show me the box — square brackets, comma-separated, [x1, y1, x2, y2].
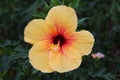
[46, 5, 78, 34]
[29, 41, 53, 73]
[62, 45, 81, 59]
[73, 30, 95, 56]
[49, 52, 82, 73]
[24, 19, 51, 44]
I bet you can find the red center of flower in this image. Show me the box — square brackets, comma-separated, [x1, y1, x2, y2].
[52, 34, 66, 47]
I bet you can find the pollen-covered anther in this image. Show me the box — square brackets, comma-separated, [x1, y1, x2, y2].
[49, 44, 60, 53]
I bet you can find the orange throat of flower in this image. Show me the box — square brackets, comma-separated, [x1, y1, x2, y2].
[48, 32, 75, 54]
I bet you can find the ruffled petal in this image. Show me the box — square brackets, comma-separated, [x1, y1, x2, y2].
[46, 5, 78, 34]
[49, 52, 82, 73]
[24, 19, 51, 44]
[73, 30, 95, 56]
[29, 41, 53, 73]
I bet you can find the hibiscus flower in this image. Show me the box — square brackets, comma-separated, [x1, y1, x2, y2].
[24, 5, 95, 73]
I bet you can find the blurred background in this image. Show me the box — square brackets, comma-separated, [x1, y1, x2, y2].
[0, 0, 120, 80]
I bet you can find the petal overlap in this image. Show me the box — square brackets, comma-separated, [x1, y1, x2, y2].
[29, 41, 53, 73]
[62, 45, 81, 59]
[49, 51, 82, 73]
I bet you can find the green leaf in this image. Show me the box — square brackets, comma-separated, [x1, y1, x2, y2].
[69, 0, 80, 8]
[22, 1, 39, 23]
[78, 17, 89, 26]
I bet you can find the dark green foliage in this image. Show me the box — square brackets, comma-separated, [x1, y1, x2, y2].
[0, 0, 120, 80]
